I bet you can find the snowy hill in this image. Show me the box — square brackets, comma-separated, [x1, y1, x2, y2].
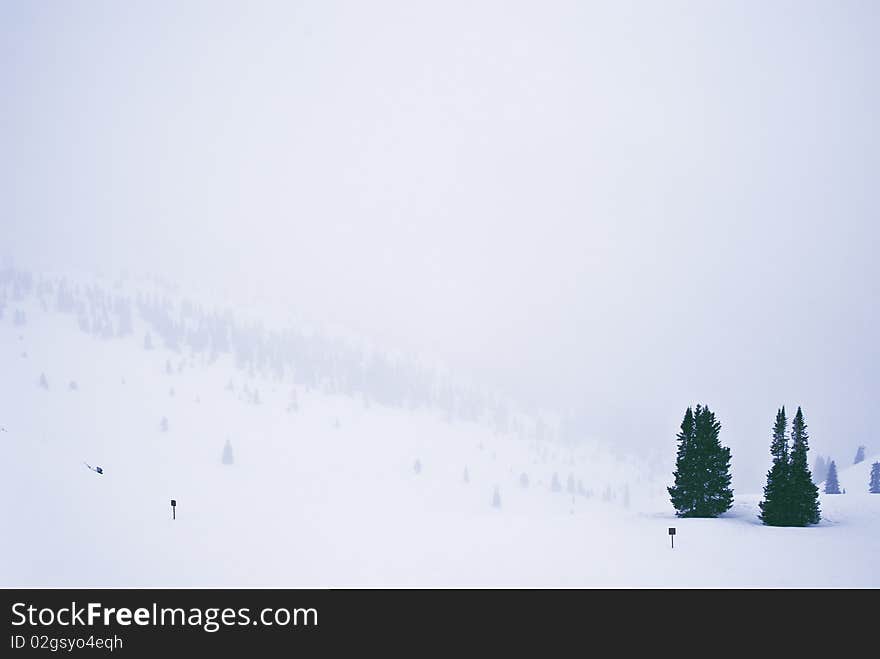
[1, 268, 878, 587]
[819, 455, 880, 501]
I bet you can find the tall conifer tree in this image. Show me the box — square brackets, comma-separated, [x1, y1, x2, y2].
[669, 405, 733, 517]
[668, 407, 696, 515]
[788, 407, 821, 525]
[759, 407, 790, 525]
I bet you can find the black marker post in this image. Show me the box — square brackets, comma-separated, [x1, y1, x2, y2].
[668, 527, 676, 548]
[171, 499, 177, 520]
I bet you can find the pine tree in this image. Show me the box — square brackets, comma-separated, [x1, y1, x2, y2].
[788, 407, 821, 524]
[668, 407, 696, 514]
[869, 462, 880, 494]
[551, 472, 561, 492]
[222, 439, 234, 465]
[759, 407, 790, 526]
[668, 405, 733, 517]
[824, 460, 841, 494]
[697, 405, 735, 516]
[853, 445, 866, 465]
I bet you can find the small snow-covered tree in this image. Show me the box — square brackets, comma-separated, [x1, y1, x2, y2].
[870, 462, 880, 494]
[520, 472, 529, 488]
[463, 467, 469, 483]
[824, 460, 841, 494]
[38, 372, 48, 389]
[144, 333, 153, 350]
[551, 472, 561, 492]
[853, 445, 866, 465]
[566, 474, 575, 494]
[413, 459, 422, 474]
[160, 416, 169, 432]
[222, 439, 234, 465]
[492, 486, 501, 509]
[68, 380, 78, 391]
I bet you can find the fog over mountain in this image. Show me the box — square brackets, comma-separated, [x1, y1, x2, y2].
[3, 0, 878, 490]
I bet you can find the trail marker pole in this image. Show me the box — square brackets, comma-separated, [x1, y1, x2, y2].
[171, 499, 176, 520]
[668, 527, 676, 548]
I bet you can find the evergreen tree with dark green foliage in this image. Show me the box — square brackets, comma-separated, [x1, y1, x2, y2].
[787, 407, 821, 525]
[668, 405, 734, 517]
[668, 407, 696, 514]
[759, 407, 790, 525]
[869, 462, 880, 494]
[824, 460, 841, 494]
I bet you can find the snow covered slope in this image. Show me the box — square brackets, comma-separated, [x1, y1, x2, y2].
[1, 271, 877, 587]
[819, 455, 880, 499]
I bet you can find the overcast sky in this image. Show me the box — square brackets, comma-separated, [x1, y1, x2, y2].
[3, 1, 878, 488]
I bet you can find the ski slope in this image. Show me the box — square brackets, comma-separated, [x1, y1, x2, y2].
[1, 281, 878, 587]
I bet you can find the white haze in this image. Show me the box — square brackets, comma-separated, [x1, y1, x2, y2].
[3, 0, 879, 489]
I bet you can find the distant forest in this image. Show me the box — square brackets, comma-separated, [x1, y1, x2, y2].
[1, 266, 568, 444]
